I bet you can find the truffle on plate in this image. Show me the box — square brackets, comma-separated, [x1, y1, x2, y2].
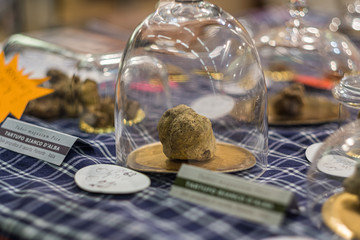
[273, 83, 305, 116]
[157, 104, 216, 161]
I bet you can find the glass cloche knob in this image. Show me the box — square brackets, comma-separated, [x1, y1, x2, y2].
[115, 0, 268, 178]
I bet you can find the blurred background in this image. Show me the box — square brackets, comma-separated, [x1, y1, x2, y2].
[0, 0, 344, 43]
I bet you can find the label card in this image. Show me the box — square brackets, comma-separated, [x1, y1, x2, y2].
[0, 118, 78, 166]
[170, 164, 294, 226]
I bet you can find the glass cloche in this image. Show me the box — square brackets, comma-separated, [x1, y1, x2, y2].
[115, 0, 268, 177]
[307, 119, 360, 239]
[255, 0, 360, 126]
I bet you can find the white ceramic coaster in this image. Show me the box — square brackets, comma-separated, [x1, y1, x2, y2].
[75, 164, 150, 194]
[305, 142, 323, 163]
[190, 94, 235, 119]
[317, 155, 357, 178]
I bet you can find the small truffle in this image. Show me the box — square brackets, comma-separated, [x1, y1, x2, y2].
[158, 104, 216, 161]
[80, 79, 100, 106]
[343, 163, 360, 202]
[273, 83, 305, 116]
[46, 69, 69, 85]
[26, 69, 115, 131]
[25, 95, 62, 119]
[124, 99, 140, 121]
[81, 97, 114, 128]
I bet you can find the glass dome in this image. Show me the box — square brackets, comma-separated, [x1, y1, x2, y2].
[254, 0, 360, 125]
[307, 119, 360, 239]
[115, 0, 268, 178]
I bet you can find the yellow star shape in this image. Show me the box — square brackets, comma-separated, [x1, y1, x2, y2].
[0, 52, 54, 122]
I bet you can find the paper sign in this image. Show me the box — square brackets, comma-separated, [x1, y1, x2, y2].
[0, 51, 54, 123]
[0, 118, 78, 166]
[170, 164, 294, 226]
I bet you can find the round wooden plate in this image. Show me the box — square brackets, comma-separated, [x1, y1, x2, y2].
[322, 192, 360, 240]
[268, 95, 343, 125]
[127, 142, 256, 173]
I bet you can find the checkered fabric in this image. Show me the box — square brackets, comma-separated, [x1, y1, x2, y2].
[0, 114, 340, 240]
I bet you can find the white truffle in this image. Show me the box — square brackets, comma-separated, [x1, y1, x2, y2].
[158, 104, 216, 161]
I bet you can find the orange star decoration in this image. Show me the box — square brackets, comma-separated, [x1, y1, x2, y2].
[0, 51, 54, 123]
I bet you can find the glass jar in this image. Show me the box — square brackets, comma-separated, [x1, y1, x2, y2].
[3, 27, 126, 133]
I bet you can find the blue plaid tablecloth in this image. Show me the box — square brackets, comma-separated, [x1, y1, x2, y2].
[0, 5, 349, 239]
[0, 114, 341, 240]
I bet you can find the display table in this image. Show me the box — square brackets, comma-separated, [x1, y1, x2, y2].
[0, 115, 339, 240]
[0, 4, 350, 239]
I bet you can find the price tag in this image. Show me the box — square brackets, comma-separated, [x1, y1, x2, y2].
[0, 118, 77, 166]
[170, 165, 295, 226]
[0, 52, 53, 122]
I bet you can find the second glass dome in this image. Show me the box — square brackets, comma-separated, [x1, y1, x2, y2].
[255, 0, 360, 126]
[115, 0, 268, 178]
[256, 0, 360, 89]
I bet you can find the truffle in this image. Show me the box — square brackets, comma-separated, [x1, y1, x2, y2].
[343, 163, 360, 202]
[158, 104, 216, 161]
[124, 99, 140, 121]
[80, 79, 100, 106]
[25, 69, 115, 131]
[25, 95, 62, 119]
[273, 83, 305, 116]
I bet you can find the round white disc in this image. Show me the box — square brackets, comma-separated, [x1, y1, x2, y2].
[75, 164, 150, 194]
[305, 142, 323, 163]
[317, 155, 356, 178]
[190, 94, 235, 119]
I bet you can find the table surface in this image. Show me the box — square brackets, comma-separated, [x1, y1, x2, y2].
[0, 6, 352, 240]
[0, 114, 342, 240]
